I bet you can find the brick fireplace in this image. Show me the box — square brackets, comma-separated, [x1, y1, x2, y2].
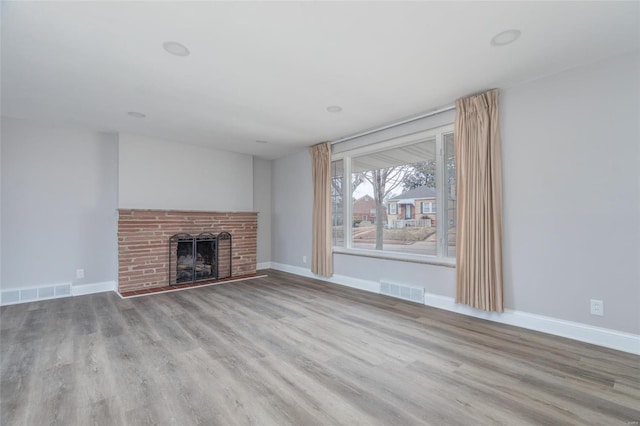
[118, 209, 257, 293]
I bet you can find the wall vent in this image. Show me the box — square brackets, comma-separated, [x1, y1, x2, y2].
[39, 286, 55, 299]
[1, 290, 20, 305]
[1, 283, 72, 306]
[380, 280, 424, 304]
[55, 284, 71, 296]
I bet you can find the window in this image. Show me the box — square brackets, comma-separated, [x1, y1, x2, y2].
[331, 124, 455, 260]
[420, 201, 436, 214]
[331, 159, 344, 246]
[444, 133, 456, 257]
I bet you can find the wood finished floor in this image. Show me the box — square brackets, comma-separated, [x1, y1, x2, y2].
[1, 269, 639, 425]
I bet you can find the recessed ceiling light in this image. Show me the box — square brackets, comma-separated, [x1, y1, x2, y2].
[490, 29, 521, 47]
[326, 105, 343, 113]
[256, 140, 269, 144]
[127, 111, 146, 118]
[163, 41, 190, 57]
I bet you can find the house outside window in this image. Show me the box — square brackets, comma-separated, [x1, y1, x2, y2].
[352, 194, 378, 224]
[331, 124, 455, 260]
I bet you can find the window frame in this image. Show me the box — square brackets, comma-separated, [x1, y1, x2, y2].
[331, 123, 455, 264]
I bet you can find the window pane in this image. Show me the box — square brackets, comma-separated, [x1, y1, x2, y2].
[351, 140, 436, 255]
[331, 160, 344, 247]
[444, 133, 456, 257]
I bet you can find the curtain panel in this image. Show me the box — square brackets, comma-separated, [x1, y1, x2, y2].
[309, 142, 333, 277]
[455, 89, 504, 312]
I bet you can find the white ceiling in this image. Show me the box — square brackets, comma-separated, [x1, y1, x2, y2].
[2, 2, 638, 160]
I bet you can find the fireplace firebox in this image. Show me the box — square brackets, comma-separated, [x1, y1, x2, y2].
[168, 232, 232, 286]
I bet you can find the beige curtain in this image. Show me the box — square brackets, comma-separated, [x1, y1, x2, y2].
[455, 89, 504, 312]
[309, 142, 333, 277]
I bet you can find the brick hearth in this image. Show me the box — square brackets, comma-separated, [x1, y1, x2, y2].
[118, 209, 257, 293]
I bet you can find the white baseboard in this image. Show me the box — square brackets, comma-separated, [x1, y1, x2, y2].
[270, 262, 640, 355]
[270, 262, 380, 293]
[71, 280, 116, 296]
[423, 293, 640, 355]
[270, 262, 312, 277]
[256, 262, 272, 270]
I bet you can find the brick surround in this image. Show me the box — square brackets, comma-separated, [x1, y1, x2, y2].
[118, 209, 257, 293]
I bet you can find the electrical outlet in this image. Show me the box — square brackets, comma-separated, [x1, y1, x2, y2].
[76, 269, 85, 279]
[590, 299, 604, 316]
[302, 256, 307, 264]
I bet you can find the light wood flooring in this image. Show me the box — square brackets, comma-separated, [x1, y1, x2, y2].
[1, 269, 639, 425]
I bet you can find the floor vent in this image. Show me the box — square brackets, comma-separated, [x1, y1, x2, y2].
[1, 283, 72, 306]
[380, 280, 424, 304]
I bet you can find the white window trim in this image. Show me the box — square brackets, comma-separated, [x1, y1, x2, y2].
[435, 131, 446, 256]
[333, 246, 456, 267]
[332, 123, 455, 262]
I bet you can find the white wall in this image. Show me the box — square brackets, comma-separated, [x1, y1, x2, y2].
[1, 117, 119, 289]
[501, 51, 639, 334]
[272, 148, 312, 268]
[0, 126, 3, 288]
[253, 157, 272, 265]
[118, 133, 254, 211]
[271, 51, 639, 335]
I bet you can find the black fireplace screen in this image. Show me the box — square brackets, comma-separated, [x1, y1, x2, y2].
[169, 232, 232, 286]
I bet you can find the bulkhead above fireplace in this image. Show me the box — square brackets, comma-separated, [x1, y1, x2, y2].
[169, 232, 231, 286]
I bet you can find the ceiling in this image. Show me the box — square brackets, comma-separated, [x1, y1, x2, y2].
[1, 2, 638, 160]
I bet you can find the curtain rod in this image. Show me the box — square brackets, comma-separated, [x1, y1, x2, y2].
[330, 104, 455, 145]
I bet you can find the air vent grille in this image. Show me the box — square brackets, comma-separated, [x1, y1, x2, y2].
[380, 280, 424, 304]
[1, 283, 72, 306]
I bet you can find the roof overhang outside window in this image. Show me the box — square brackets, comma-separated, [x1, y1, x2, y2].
[351, 140, 434, 173]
